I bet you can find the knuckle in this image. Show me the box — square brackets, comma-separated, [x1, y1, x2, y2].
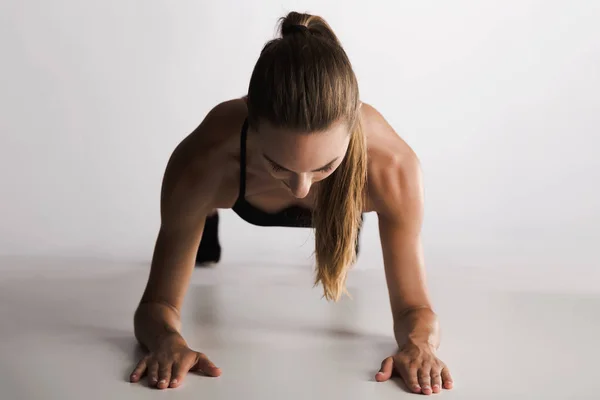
[397, 353, 412, 363]
[420, 362, 432, 370]
[142, 357, 153, 366]
[408, 362, 421, 371]
[173, 364, 185, 374]
[158, 364, 171, 373]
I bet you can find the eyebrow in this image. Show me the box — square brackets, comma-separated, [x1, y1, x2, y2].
[263, 154, 339, 172]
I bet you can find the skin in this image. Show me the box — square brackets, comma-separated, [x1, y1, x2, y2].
[130, 98, 454, 394]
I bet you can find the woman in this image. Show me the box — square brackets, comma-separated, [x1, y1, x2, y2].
[130, 11, 454, 396]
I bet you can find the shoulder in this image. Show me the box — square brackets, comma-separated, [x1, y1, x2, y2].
[360, 103, 423, 222]
[160, 98, 247, 222]
[175, 98, 247, 161]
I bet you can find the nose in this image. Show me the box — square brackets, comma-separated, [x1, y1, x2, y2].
[288, 174, 312, 199]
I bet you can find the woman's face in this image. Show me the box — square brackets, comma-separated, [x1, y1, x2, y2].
[254, 120, 350, 199]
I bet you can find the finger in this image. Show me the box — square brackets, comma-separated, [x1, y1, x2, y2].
[376, 357, 394, 382]
[418, 366, 433, 395]
[170, 351, 206, 387]
[441, 367, 454, 389]
[157, 362, 173, 389]
[147, 360, 159, 387]
[430, 366, 442, 393]
[191, 353, 222, 377]
[130, 358, 148, 383]
[398, 364, 421, 394]
[170, 362, 189, 388]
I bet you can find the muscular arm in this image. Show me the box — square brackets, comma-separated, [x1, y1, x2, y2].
[375, 163, 439, 349]
[134, 109, 226, 352]
[134, 212, 209, 351]
[364, 106, 439, 349]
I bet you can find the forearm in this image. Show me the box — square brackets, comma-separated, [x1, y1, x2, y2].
[134, 301, 186, 352]
[393, 306, 440, 349]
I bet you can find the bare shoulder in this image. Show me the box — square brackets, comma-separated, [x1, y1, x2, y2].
[160, 98, 247, 226]
[360, 103, 423, 222]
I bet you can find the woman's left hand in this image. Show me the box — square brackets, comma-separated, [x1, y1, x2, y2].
[375, 341, 453, 395]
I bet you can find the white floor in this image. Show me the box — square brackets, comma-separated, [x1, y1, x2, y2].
[0, 255, 599, 400]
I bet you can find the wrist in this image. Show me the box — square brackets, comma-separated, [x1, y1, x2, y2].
[402, 334, 438, 350]
[134, 301, 185, 351]
[157, 328, 186, 347]
[393, 306, 439, 349]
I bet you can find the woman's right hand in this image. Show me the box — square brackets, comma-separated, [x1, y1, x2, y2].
[129, 334, 221, 389]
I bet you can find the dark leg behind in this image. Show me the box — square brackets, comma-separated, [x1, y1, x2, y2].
[355, 214, 363, 257]
[195, 212, 360, 265]
[195, 212, 221, 266]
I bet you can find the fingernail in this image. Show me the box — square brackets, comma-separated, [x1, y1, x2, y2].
[432, 384, 440, 389]
[376, 372, 383, 376]
[158, 379, 166, 385]
[171, 379, 178, 385]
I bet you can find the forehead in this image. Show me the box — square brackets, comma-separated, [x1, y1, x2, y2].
[256, 120, 349, 171]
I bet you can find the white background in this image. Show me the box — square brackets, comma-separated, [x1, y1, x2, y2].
[1, 0, 598, 273]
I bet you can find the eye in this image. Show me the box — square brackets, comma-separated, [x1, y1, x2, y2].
[269, 161, 286, 172]
[317, 164, 335, 173]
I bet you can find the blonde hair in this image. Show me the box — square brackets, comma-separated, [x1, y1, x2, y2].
[247, 11, 367, 301]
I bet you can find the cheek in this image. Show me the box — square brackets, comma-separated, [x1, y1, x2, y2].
[311, 173, 330, 183]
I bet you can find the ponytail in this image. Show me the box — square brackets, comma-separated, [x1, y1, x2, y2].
[247, 11, 365, 301]
[313, 119, 366, 301]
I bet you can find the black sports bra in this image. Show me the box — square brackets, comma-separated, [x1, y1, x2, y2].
[231, 118, 313, 228]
